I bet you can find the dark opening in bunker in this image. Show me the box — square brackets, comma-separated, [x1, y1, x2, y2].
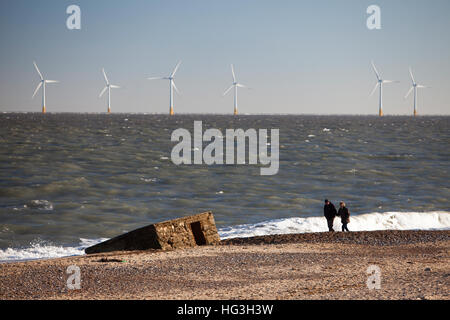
[190, 221, 207, 246]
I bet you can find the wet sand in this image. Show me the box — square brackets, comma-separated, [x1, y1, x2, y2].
[1, 230, 449, 300]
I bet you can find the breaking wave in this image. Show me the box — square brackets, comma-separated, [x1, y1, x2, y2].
[219, 211, 450, 239]
[0, 238, 107, 263]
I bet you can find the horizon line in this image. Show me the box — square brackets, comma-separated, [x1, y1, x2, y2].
[1, 111, 449, 117]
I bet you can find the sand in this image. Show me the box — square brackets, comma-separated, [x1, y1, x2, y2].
[0, 230, 449, 300]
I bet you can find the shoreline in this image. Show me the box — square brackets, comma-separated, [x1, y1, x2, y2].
[1, 230, 449, 300]
[2, 228, 448, 265]
[3, 210, 449, 264]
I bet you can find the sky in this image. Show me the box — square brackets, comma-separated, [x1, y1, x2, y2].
[0, 0, 449, 115]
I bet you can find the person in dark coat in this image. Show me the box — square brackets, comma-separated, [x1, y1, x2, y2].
[323, 199, 337, 232]
[337, 201, 350, 232]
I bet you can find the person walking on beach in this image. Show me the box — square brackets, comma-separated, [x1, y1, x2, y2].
[337, 201, 350, 232]
[323, 199, 337, 232]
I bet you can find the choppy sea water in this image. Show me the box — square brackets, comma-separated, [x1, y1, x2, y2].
[0, 114, 449, 261]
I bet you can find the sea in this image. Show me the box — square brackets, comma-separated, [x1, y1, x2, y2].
[0, 113, 449, 262]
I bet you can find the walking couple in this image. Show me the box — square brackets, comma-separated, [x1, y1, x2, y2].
[324, 199, 350, 232]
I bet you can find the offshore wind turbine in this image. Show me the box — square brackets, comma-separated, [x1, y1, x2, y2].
[405, 67, 430, 117]
[370, 61, 399, 116]
[99, 68, 120, 113]
[147, 61, 181, 115]
[32, 62, 59, 113]
[223, 64, 249, 115]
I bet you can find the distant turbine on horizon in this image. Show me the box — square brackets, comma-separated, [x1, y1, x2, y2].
[32, 62, 59, 114]
[223, 64, 250, 115]
[370, 61, 399, 116]
[147, 61, 182, 115]
[405, 67, 430, 117]
[99, 69, 120, 113]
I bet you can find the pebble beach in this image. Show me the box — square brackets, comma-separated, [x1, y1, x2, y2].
[1, 230, 448, 300]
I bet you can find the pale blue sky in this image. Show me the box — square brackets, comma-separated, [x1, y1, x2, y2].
[0, 0, 449, 114]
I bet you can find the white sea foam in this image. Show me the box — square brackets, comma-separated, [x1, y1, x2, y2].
[24, 200, 54, 211]
[1, 212, 448, 262]
[0, 238, 107, 263]
[218, 211, 450, 239]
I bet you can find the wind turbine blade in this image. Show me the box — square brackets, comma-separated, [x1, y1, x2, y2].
[147, 77, 166, 80]
[231, 64, 236, 83]
[236, 83, 249, 88]
[371, 61, 381, 81]
[32, 82, 42, 99]
[172, 81, 180, 95]
[223, 85, 234, 96]
[404, 87, 414, 99]
[369, 83, 379, 97]
[417, 85, 430, 88]
[45, 80, 59, 83]
[170, 61, 182, 78]
[110, 85, 120, 89]
[409, 67, 416, 85]
[99, 86, 107, 98]
[102, 68, 109, 84]
[33, 62, 43, 80]
[382, 80, 399, 84]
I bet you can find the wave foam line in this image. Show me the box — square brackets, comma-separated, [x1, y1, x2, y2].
[218, 211, 450, 239]
[1, 212, 448, 262]
[0, 238, 107, 263]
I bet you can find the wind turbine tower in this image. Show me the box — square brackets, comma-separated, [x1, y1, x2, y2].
[405, 67, 430, 117]
[99, 69, 120, 113]
[223, 64, 249, 115]
[147, 61, 182, 115]
[370, 61, 399, 116]
[32, 62, 59, 113]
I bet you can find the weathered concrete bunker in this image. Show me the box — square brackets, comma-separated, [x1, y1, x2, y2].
[85, 211, 220, 254]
